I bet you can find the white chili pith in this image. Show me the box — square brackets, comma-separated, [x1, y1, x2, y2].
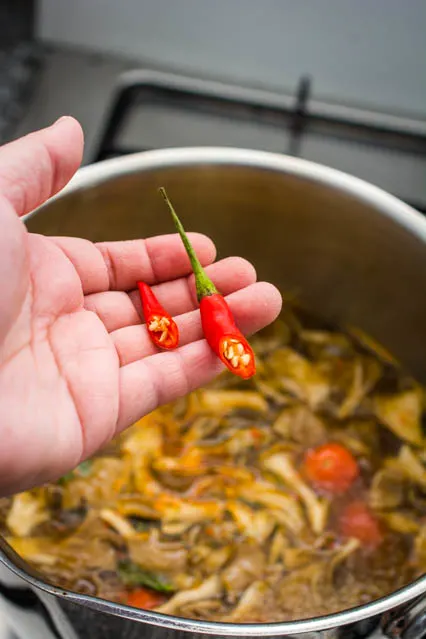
[222, 339, 251, 368]
[148, 315, 171, 343]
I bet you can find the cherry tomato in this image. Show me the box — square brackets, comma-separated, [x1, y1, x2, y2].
[339, 500, 383, 549]
[303, 442, 359, 494]
[126, 588, 166, 610]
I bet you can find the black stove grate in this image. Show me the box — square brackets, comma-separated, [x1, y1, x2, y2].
[92, 72, 426, 214]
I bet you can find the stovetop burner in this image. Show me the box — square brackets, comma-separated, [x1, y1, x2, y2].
[92, 70, 426, 214]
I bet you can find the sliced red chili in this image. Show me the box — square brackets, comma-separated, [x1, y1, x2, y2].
[137, 281, 179, 350]
[200, 295, 255, 379]
[159, 187, 255, 379]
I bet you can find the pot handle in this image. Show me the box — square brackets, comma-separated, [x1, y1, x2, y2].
[381, 595, 426, 638]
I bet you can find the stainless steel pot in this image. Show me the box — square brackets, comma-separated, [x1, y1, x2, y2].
[2, 147, 426, 639]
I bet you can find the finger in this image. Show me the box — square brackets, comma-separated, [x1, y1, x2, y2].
[113, 282, 281, 366]
[85, 256, 256, 332]
[117, 283, 282, 429]
[0, 117, 83, 217]
[117, 342, 223, 431]
[52, 232, 216, 295]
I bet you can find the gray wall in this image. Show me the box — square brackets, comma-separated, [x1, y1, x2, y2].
[38, 0, 426, 117]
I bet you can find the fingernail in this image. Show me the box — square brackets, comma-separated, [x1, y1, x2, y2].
[53, 115, 70, 127]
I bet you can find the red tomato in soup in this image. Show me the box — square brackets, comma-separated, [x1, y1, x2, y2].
[303, 442, 359, 494]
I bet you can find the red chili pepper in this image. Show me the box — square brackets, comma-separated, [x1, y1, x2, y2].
[159, 187, 255, 379]
[137, 281, 179, 350]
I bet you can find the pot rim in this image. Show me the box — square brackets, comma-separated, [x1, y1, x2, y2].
[25, 146, 426, 241]
[17, 147, 426, 634]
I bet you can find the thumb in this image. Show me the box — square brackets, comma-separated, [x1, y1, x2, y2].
[0, 116, 84, 217]
[0, 117, 83, 342]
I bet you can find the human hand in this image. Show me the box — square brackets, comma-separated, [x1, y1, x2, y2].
[0, 117, 282, 495]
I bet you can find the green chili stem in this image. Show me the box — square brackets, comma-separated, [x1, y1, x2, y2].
[159, 187, 218, 301]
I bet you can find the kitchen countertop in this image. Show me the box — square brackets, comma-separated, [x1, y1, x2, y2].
[9, 44, 133, 164]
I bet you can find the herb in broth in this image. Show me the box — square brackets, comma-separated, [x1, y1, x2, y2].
[2, 308, 426, 623]
[118, 560, 175, 593]
[57, 460, 93, 485]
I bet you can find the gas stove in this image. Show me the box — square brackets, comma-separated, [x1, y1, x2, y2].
[92, 70, 426, 214]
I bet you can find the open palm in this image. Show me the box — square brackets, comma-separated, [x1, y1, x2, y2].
[0, 118, 281, 496]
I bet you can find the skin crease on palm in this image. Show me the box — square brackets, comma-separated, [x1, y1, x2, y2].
[0, 116, 282, 497]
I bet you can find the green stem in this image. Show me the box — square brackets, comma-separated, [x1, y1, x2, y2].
[159, 187, 218, 301]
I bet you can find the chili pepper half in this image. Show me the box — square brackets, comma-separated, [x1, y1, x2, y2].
[159, 187, 255, 379]
[137, 281, 179, 350]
